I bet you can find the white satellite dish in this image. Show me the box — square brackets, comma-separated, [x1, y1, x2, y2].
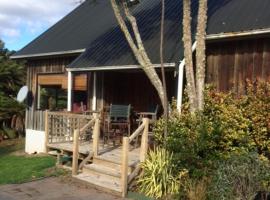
[17, 86, 28, 103]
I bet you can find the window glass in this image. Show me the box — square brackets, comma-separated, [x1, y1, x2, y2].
[39, 85, 67, 111]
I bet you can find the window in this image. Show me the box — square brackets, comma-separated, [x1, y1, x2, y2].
[39, 85, 67, 111]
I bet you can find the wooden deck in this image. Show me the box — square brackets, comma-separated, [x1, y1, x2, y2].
[45, 111, 149, 197]
[47, 141, 133, 156]
[48, 141, 97, 155]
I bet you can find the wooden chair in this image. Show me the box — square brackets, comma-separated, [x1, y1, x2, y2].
[138, 105, 159, 124]
[104, 104, 131, 145]
[134, 105, 159, 147]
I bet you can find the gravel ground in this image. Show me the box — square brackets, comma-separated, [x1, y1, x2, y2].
[0, 177, 126, 200]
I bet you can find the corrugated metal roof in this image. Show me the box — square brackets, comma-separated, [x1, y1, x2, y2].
[69, 0, 183, 68]
[14, 0, 270, 68]
[13, 0, 119, 57]
[207, 0, 270, 34]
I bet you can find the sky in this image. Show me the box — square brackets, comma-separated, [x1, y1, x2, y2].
[0, 0, 79, 51]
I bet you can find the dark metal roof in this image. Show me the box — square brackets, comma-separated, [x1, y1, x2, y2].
[14, 0, 270, 68]
[70, 0, 183, 68]
[69, 0, 270, 68]
[208, 0, 270, 34]
[13, 0, 119, 58]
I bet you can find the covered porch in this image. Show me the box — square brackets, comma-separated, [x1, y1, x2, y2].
[43, 66, 177, 152]
[67, 67, 177, 115]
[43, 110, 150, 196]
[25, 65, 178, 196]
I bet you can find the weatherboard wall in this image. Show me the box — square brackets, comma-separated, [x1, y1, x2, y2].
[25, 56, 77, 130]
[206, 37, 270, 94]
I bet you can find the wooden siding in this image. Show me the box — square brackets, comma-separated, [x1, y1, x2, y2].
[101, 70, 176, 112]
[206, 37, 270, 94]
[25, 56, 77, 130]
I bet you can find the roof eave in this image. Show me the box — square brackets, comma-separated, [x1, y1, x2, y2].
[206, 28, 270, 41]
[10, 49, 86, 59]
[66, 63, 176, 71]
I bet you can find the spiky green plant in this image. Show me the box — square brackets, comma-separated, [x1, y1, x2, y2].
[137, 147, 180, 199]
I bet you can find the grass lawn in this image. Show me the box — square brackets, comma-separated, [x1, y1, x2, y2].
[0, 139, 65, 185]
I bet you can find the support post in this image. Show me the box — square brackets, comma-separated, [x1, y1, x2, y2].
[92, 72, 97, 111]
[72, 129, 79, 176]
[177, 61, 185, 112]
[121, 137, 129, 197]
[140, 118, 149, 162]
[67, 71, 73, 112]
[44, 110, 49, 153]
[93, 116, 100, 157]
[177, 42, 197, 112]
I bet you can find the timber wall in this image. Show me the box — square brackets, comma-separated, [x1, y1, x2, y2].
[25, 56, 77, 130]
[206, 37, 270, 94]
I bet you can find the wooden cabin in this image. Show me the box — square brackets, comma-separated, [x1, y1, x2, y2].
[11, 0, 270, 196]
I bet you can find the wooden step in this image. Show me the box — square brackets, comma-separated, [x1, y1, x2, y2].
[84, 163, 121, 178]
[73, 173, 122, 195]
[95, 147, 140, 167]
[83, 164, 121, 182]
[93, 156, 138, 174]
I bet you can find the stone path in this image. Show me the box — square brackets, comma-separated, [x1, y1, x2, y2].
[0, 177, 125, 200]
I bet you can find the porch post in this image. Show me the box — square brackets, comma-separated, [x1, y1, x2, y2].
[176, 42, 197, 112]
[177, 61, 185, 112]
[92, 72, 97, 111]
[67, 71, 73, 112]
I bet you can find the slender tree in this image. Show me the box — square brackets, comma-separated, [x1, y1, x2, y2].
[110, 0, 167, 110]
[182, 0, 197, 113]
[160, 0, 168, 137]
[195, 0, 208, 111]
[182, 0, 208, 112]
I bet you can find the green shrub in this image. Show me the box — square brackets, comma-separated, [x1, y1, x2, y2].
[154, 89, 252, 178]
[150, 81, 270, 199]
[137, 147, 184, 199]
[207, 152, 270, 200]
[240, 81, 270, 159]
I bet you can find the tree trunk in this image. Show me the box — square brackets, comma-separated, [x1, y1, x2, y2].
[160, 0, 168, 138]
[110, 0, 166, 110]
[182, 0, 197, 113]
[196, 0, 208, 111]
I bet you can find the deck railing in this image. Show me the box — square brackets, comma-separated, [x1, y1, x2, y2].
[121, 118, 149, 197]
[72, 114, 99, 175]
[45, 111, 93, 145]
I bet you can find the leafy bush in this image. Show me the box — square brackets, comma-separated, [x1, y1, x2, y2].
[154, 89, 252, 178]
[147, 81, 270, 199]
[208, 152, 270, 200]
[240, 81, 270, 159]
[183, 177, 209, 200]
[0, 41, 25, 136]
[137, 147, 183, 199]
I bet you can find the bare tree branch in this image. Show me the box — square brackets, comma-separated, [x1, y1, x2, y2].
[110, 0, 166, 109]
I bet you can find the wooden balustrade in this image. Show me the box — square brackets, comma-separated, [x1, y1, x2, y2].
[121, 118, 149, 197]
[121, 137, 129, 197]
[46, 111, 92, 144]
[72, 115, 100, 176]
[72, 129, 80, 176]
[92, 117, 100, 157]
